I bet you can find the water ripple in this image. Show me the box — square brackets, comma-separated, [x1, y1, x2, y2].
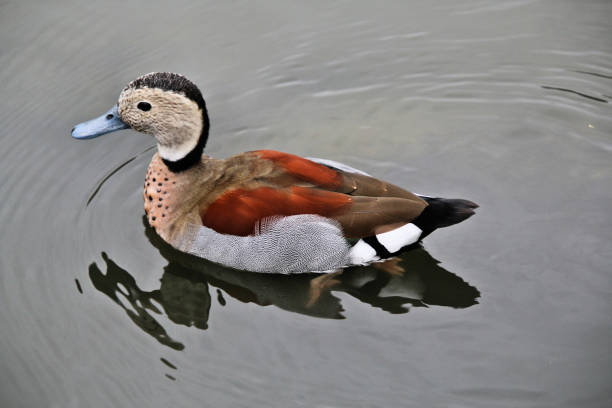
[311, 84, 388, 98]
[541, 85, 608, 103]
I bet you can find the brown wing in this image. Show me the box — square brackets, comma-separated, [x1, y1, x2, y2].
[330, 195, 427, 237]
[199, 150, 427, 238]
[253, 150, 426, 200]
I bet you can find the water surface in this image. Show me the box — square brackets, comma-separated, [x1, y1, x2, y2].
[1, 0, 611, 407]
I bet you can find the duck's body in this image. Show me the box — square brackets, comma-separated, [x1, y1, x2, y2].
[73, 72, 477, 273]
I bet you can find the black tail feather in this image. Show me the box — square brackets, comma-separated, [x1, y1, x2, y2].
[413, 197, 478, 237]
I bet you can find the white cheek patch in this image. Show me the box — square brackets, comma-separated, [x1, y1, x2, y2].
[376, 223, 422, 254]
[157, 138, 199, 162]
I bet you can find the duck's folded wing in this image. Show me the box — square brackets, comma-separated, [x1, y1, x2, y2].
[330, 195, 426, 237]
[305, 157, 372, 176]
[252, 150, 425, 201]
[199, 184, 427, 238]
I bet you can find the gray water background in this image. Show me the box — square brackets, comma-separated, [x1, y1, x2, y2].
[1, 0, 611, 407]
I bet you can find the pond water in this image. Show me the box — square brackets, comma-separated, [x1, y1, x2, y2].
[1, 0, 610, 407]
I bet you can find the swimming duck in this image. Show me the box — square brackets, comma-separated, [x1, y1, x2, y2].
[72, 72, 477, 273]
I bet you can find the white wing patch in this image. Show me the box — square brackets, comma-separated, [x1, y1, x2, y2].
[377, 223, 422, 253]
[348, 239, 379, 265]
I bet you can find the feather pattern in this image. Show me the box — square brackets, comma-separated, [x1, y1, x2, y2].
[142, 151, 456, 271]
[176, 215, 350, 273]
[198, 150, 428, 238]
[201, 186, 352, 236]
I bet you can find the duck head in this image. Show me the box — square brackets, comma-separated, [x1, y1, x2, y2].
[72, 72, 210, 172]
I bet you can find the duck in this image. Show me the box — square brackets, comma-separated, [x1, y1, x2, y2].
[72, 72, 478, 274]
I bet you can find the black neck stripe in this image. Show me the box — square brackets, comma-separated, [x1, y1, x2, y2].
[162, 115, 209, 173]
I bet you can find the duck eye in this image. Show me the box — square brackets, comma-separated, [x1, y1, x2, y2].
[137, 102, 151, 111]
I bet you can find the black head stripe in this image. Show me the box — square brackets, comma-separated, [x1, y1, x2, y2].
[125, 72, 207, 112]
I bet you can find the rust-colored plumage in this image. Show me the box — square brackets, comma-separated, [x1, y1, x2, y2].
[191, 150, 428, 239]
[254, 150, 342, 189]
[202, 186, 352, 236]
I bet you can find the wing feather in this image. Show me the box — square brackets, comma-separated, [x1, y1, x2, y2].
[200, 151, 428, 238]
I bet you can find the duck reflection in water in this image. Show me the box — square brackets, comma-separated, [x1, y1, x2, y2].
[88, 217, 480, 350]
